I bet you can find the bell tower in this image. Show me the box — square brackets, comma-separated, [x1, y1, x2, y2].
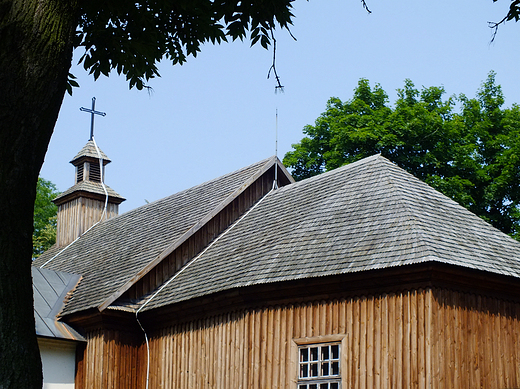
[53, 141, 125, 246]
[53, 98, 125, 246]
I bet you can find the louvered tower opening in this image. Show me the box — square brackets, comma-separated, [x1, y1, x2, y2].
[76, 164, 84, 183]
[89, 162, 102, 182]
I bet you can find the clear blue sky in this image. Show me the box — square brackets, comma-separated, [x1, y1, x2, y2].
[40, 0, 520, 214]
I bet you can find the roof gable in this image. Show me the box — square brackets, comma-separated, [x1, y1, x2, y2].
[140, 155, 520, 311]
[34, 157, 293, 316]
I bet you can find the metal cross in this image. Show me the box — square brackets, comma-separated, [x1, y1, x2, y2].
[80, 97, 106, 140]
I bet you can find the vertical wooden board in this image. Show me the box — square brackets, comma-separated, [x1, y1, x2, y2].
[402, 291, 411, 389]
[441, 289, 450, 389]
[388, 294, 396, 389]
[311, 301, 318, 337]
[230, 313, 237, 389]
[359, 296, 367, 389]
[340, 298, 347, 334]
[512, 301, 520, 387]
[381, 294, 389, 389]
[106, 331, 114, 388]
[476, 294, 483, 388]
[353, 297, 360, 389]
[307, 301, 314, 337]
[273, 307, 281, 389]
[374, 296, 382, 389]
[397, 293, 404, 389]
[265, 308, 274, 388]
[260, 309, 268, 389]
[237, 311, 249, 389]
[482, 296, 492, 388]
[366, 296, 374, 389]
[246, 309, 257, 388]
[410, 289, 418, 389]
[278, 306, 287, 388]
[253, 309, 261, 389]
[224, 313, 232, 389]
[426, 289, 434, 389]
[286, 305, 295, 388]
[467, 293, 477, 389]
[332, 299, 339, 334]
[495, 298, 504, 389]
[210, 317, 218, 389]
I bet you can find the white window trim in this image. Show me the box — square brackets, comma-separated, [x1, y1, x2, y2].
[292, 334, 348, 389]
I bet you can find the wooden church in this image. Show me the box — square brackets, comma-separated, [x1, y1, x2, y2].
[34, 138, 520, 389]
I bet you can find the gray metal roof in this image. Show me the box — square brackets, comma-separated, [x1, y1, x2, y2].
[53, 180, 125, 203]
[70, 140, 110, 164]
[141, 154, 520, 311]
[32, 267, 85, 341]
[34, 157, 280, 316]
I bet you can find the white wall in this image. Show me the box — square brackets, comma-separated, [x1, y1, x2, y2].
[38, 338, 77, 389]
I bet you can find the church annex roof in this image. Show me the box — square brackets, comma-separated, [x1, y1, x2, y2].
[34, 157, 285, 316]
[140, 154, 520, 311]
[32, 267, 85, 341]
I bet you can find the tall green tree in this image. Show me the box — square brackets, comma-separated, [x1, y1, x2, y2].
[284, 73, 520, 240]
[33, 178, 58, 258]
[0, 1, 294, 387]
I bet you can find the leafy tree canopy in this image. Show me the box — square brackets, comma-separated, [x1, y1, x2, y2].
[33, 178, 59, 257]
[284, 72, 520, 240]
[74, 0, 295, 90]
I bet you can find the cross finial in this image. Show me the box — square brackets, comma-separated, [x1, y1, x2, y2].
[80, 97, 106, 140]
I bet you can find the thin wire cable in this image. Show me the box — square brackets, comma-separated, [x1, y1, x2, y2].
[273, 109, 279, 190]
[135, 186, 276, 388]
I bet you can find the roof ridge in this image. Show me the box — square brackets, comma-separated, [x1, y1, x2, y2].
[115, 156, 275, 218]
[97, 156, 282, 311]
[382, 161, 438, 264]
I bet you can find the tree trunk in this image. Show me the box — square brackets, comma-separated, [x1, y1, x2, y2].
[0, 0, 77, 387]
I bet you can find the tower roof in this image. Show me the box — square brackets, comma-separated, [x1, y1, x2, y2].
[53, 180, 125, 205]
[70, 140, 111, 165]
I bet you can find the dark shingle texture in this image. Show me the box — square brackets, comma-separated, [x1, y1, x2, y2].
[32, 267, 84, 341]
[34, 158, 274, 315]
[54, 181, 125, 202]
[71, 140, 110, 163]
[142, 155, 520, 310]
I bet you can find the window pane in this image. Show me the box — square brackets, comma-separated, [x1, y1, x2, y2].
[311, 363, 319, 377]
[298, 385, 308, 389]
[309, 385, 317, 389]
[310, 347, 319, 361]
[322, 346, 329, 360]
[331, 362, 339, 375]
[331, 345, 339, 359]
[319, 384, 328, 389]
[331, 383, 339, 389]
[301, 348, 309, 362]
[322, 362, 329, 376]
[300, 364, 308, 378]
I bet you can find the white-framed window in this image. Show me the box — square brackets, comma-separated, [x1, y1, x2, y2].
[297, 342, 341, 389]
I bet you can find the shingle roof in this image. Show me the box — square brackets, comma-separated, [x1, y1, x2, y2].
[34, 157, 280, 316]
[71, 140, 110, 164]
[53, 180, 125, 203]
[32, 267, 84, 341]
[141, 154, 520, 311]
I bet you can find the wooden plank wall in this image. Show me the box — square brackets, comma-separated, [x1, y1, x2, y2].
[431, 288, 520, 389]
[57, 197, 118, 246]
[142, 287, 520, 389]
[75, 328, 144, 389]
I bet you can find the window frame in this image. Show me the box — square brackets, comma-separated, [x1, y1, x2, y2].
[292, 334, 347, 389]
